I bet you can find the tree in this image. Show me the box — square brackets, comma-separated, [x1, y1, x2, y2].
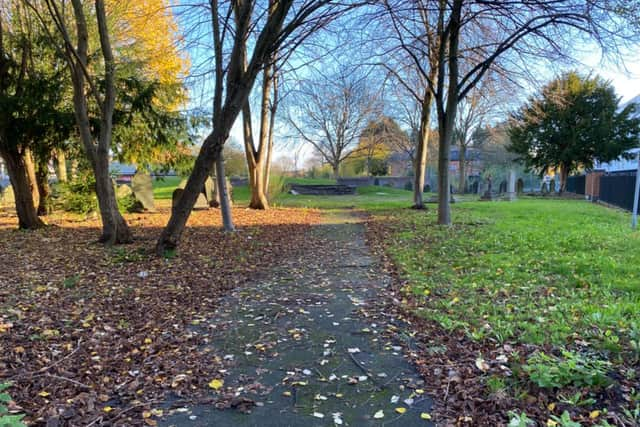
[157, 0, 349, 253]
[352, 117, 408, 176]
[287, 67, 381, 178]
[382, 0, 640, 224]
[508, 72, 640, 191]
[0, 1, 74, 229]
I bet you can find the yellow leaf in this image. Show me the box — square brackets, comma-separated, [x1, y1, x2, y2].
[420, 412, 432, 420]
[589, 410, 600, 419]
[38, 391, 50, 397]
[144, 338, 152, 344]
[547, 402, 556, 411]
[142, 411, 152, 419]
[546, 420, 558, 427]
[395, 407, 407, 414]
[208, 379, 224, 390]
[282, 391, 292, 397]
[415, 389, 424, 395]
[103, 406, 114, 413]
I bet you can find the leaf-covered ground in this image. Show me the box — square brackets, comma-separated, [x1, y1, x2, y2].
[367, 199, 640, 426]
[0, 206, 320, 425]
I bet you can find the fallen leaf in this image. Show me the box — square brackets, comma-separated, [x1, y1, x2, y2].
[373, 410, 384, 419]
[208, 379, 224, 390]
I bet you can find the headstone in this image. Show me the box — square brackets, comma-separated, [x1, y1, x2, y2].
[116, 184, 133, 199]
[480, 175, 495, 201]
[204, 176, 216, 206]
[131, 172, 155, 212]
[499, 180, 507, 194]
[0, 184, 14, 206]
[516, 178, 524, 194]
[506, 169, 517, 201]
[194, 193, 209, 210]
[172, 188, 209, 211]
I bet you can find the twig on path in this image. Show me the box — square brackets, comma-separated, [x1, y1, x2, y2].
[44, 373, 92, 390]
[346, 349, 386, 390]
[10, 338, 83, 379]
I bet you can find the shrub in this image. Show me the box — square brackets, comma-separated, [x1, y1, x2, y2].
[54, 171, 98, 214]
[523, 350, 611, 389]
[404, 181, 413, 191]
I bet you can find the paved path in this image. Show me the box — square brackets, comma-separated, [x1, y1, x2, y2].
[161, 211, 432, 426]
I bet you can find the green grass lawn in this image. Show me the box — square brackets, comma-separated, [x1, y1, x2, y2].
[373, 199, 640, 422]
[153, 176, 415, 209]
[381, 199, 640, 348]
[152, 176, 182, 200]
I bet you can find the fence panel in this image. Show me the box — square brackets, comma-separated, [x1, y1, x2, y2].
[599, 172, 638, 211]
[566, 175, 586, 195]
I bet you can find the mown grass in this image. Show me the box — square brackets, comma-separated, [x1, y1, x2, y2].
[153, 176, 416, 209]
[380, 199, 640, 352]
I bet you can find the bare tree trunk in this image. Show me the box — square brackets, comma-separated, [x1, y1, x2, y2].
[67, 0, 131, 244]
[1, 147, 44, 229]
[333, 163, 340, 179]
[242, 104, 270, 209]
[457, 143, 466, 194]
[264, 71, 278, 194]
[36, 155, 51, 215]
[413, 91, 434, 209]
[437, 0, 462, 226]
[56, 148, 67, 182]
[215, 154, 235, 231]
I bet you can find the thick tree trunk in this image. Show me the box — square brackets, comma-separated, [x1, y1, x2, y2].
[333, 163, 340, 179]
[56, 149, 67, 183]
[457, 144, 466, 194]
[157, 135, 222, 254]
[94, 154, 131, 244]
[36, 155, 51, 216]
[242, 103, 269, 210]
[437, 0, 462, 226]
[413, 91, 434, 209]
[215, 154, 235, 231]
[264, 71, 278, 194]
[1, 148, 45, 229]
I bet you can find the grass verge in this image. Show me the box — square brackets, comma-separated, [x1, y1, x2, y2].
[367, 199, 640, 426]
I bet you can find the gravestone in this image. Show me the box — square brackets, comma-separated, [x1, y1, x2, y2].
[506, 169, 517, 201]
[480, 175, 495, 201]
[116, 184, 133, 199]
[516, 178, 524, 194]
[210, 176, 234, 208]
[172, 188, 209, 211]
[204, 176, 216, 206]
[0, 184, 14, 206]
[499, 180, 507, 194]
[131, 172, 155, 211]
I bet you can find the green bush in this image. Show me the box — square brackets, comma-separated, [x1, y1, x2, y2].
[404, 181, 413, 191]
[0, 383, 25, 427]
[54, 172, 98, 214]
[523, 350, 611, 389]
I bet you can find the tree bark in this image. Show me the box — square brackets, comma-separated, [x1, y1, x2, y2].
[215, 154, 235, 231]
[67, 0, 131, 245]
[56, 148, 67, 182]
[242, 103, 270, 209]
[264, 70, 278, 194]
[333, 163, 340, 179]
[36, 155, 51, 215]
[1, 147, 45, 229]
[457, 143, 466, 194]
[437, 0, 462, 226]
[413, 90, 434, 209]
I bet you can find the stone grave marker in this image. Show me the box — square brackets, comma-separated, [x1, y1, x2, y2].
[480, 175, 495, 201]
[131, 172, 155, 211]
[204, 176, 216, 207]
[516, 178, 524, 194]
[116, 184, 133, 199]
[506, 169, 517, 201]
